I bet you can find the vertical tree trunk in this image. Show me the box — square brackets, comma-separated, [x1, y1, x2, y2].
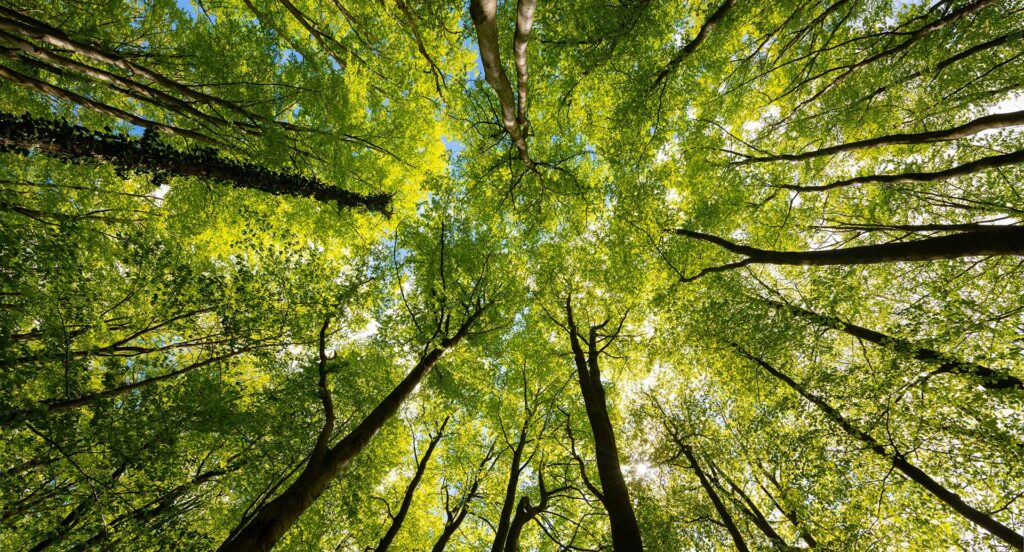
[564, 299, 643, 551]
[490, 425, 528, 552]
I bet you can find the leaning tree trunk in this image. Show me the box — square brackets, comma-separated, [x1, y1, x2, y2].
[0, 112, 391, 213]
[432, 445, 491, 552]
[738, 108, 1024, 163]
[431, 487, 476, 552]
[469, 0, 533, 167]
[27, 460, 131, 552]
[503, 496, 541, 552]
[503, 471, 563, 552]
[70, 466, 229, 551]
[565, 299, 644, 551]
[653, 0, 736, 86]
[1, 347, 269, 428]
[735, 346, 1024, 550]
[759, 297, 1023, 391]
[705, 459, 788, 548]
[373, 419, 447, 552]
[757, 475, 817, 548]
[779, 148, 1024, 192]
[678, 445, 749, 552]
[217, 308, 483, 552]
[676, 227, 1024, 281]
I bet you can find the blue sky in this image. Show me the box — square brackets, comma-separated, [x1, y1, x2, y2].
[175, 0, 196, 19]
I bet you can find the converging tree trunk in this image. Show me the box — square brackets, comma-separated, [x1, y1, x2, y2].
[705, 459, 788, 549]
[736, 108, 1024, 163]
[26, 460, 132, 552]
[759, 297, 1023, 392]
[469, 0, 535, 167]
[677, 445, 749, 552]
[490, 422, 530, 552]
[777, 149, 1024, 192]
[69, 466, 232, 551]
[373, 418, 448, 552]
[755, 466, 817, 548]
[653, 0, 736, 86]
[733, 345, 1024, 550]
[0, 112, 391, 213]
[218, 306, 485, 552]
[431, 494, 473, 552]
[676, 226, 1024, 281]
[0, 6, 295, 130]
[1, 345, 280, 428]
[491, 367, 549, 552]
[431, 445, 493, 552]
[563, 298, 643, 551]
[503, 471, 565, 552]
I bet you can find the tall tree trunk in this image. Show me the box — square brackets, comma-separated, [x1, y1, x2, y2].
[0, 28, 268, 137]
[0, 64, 215, 144]
[432, 444, 492, 552]
[705, 459, 787, 548]
[676, 227, 1024, 277]
[760, 297, 1023, 391]
[512, 0, 536, 132]
[653, 0, 736, 86]
[68, 467, 229, 551]
[677, 445, 749, 552]
[756, 474, 817, 548]
[0, 7, 298, 131]
[0, 112, 391, 213]
[564, 299, 643, 551]
[735, 346, 1024, 550]
[778, 149, 1024, 192]
[777, 0, 996, 113]
[217, 307, 484, 552]
[469, 0, 533, 167]
[373, 419, 448, 552]
[738, 108, 1024, 163]
[1, 346, 272, 428]
[490, 424, 529, 552]
[431, 507, 470, 552]
[503, 497, 539, 552]
[395, 0, 446, 96]
[503, 471, 563, 552]
[27, 461, 130, 552]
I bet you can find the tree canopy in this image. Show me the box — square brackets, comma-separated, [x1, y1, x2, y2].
[1, 0, 1022, 550]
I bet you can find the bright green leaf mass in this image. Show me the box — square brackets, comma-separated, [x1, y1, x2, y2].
[1, 0, 1022, 550]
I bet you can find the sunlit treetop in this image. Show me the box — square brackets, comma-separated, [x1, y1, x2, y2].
[1, 0, 1022, 550]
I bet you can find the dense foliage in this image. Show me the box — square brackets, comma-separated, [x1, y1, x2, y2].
[1, 0, 1022, 549]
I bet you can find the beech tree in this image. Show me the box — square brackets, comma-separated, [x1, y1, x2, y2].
[2, 0, 1023, 550]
